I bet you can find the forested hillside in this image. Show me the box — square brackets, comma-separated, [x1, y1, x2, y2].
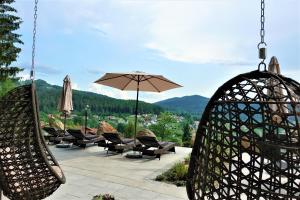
[35, 80, 164, 115]
[155, 95, 210, 116]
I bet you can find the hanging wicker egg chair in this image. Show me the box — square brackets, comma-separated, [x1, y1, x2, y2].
[187, 69, 300, 199]
[0, 84, 66, 200]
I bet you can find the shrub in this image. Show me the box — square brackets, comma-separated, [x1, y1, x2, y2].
[184, 156, 190, 164]
[173, 162, 188, 180]
[174, 180, 186, 187]
[155, 174, 165, 181]
[155, 159, 189, 186]
[92, 194, 115, 200]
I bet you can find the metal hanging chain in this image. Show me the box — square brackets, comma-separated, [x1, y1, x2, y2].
[260, 0, 266, 45]
[30, 0, 38, 81]
[258, 0, 267, 71]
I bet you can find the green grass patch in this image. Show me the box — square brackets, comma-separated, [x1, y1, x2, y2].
[155, 157, 190, 187]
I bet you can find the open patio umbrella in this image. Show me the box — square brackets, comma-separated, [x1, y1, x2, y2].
[94, 71, 182, 154]
[58, 75, 73, 132]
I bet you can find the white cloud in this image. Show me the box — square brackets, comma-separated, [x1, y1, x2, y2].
[18, 71, 30, 81]
[88, 83, 130, 99]
[283, 69, 300, 82]
[144, 1, 248, 64]
[72, 82, 80, 90]
[143, 1, 300, 65]
[18, 0, 298, 66]
[48, 0, 298, 66]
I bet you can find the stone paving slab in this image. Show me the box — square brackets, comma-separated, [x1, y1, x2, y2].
[2, 145, 192, 200]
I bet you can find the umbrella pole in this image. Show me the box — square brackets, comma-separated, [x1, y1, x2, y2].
[63, 112, 67, 133]
[85, 108, 88, 134]
[134, 79, 140, 146]
[126, 76, 142, 159]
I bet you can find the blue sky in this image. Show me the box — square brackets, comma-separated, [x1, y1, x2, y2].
[14, 0, 300, 103]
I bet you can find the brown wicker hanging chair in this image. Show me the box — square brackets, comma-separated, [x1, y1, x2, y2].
[0, 83, 66, 200]
[187, 70, 300, 199]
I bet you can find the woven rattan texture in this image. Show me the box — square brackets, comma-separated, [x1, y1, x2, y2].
[0, 84, 65, 200]
[187, 70, 300, 200]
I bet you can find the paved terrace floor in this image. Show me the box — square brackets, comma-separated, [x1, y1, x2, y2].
[3, 145, 192, 200]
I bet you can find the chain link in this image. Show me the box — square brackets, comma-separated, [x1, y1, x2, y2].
[30, 0, 38, 81]
[260, 0, 265, 44]
[257, 0, 267, 71]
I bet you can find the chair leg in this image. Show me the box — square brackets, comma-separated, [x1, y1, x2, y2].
[169, 146, 176, 153]
[156, 154, 161, 160]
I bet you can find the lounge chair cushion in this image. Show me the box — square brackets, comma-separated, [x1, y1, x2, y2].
[62, 135, 77, 143]
[77, 136, 105, 144]
[154, 142, 176, 154]
[136, 136, 160, 147]
[114, 140, 135, 150]
[103, 132, 133, 144]
[136, 136, 176, 159]
[103, 132, 135, 153]
[67, 129, 105, 145]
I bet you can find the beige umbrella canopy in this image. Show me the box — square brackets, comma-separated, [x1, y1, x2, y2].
[95, 71, 182, 92]
[58, 75, 73, 131]
[94, 71, 182, 150]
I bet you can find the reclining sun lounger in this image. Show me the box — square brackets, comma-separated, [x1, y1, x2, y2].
[62, 128, 96, 143]
[67, 129, 106, 148]
[102, 132, 135, 154]
[136, 136, 176, 160]
[43, 127, 70, 144]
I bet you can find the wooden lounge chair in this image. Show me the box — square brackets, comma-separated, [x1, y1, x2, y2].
[136, 136, 176, 160]
[102, 132, 135, 153]
[67, 129, 106, 148]
[43, 127, 69, 144]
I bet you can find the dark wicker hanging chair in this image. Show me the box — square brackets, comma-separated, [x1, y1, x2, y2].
[0, 83, 66, 200]
[187, 70, 300, 199]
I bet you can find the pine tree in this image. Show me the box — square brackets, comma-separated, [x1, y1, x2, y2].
[182, 123, 192, 147]
[0, 0, 23, 80]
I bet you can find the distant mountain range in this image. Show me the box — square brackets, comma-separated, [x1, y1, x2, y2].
[155, 95, 210, 116]
[33, 80, 209, 117]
